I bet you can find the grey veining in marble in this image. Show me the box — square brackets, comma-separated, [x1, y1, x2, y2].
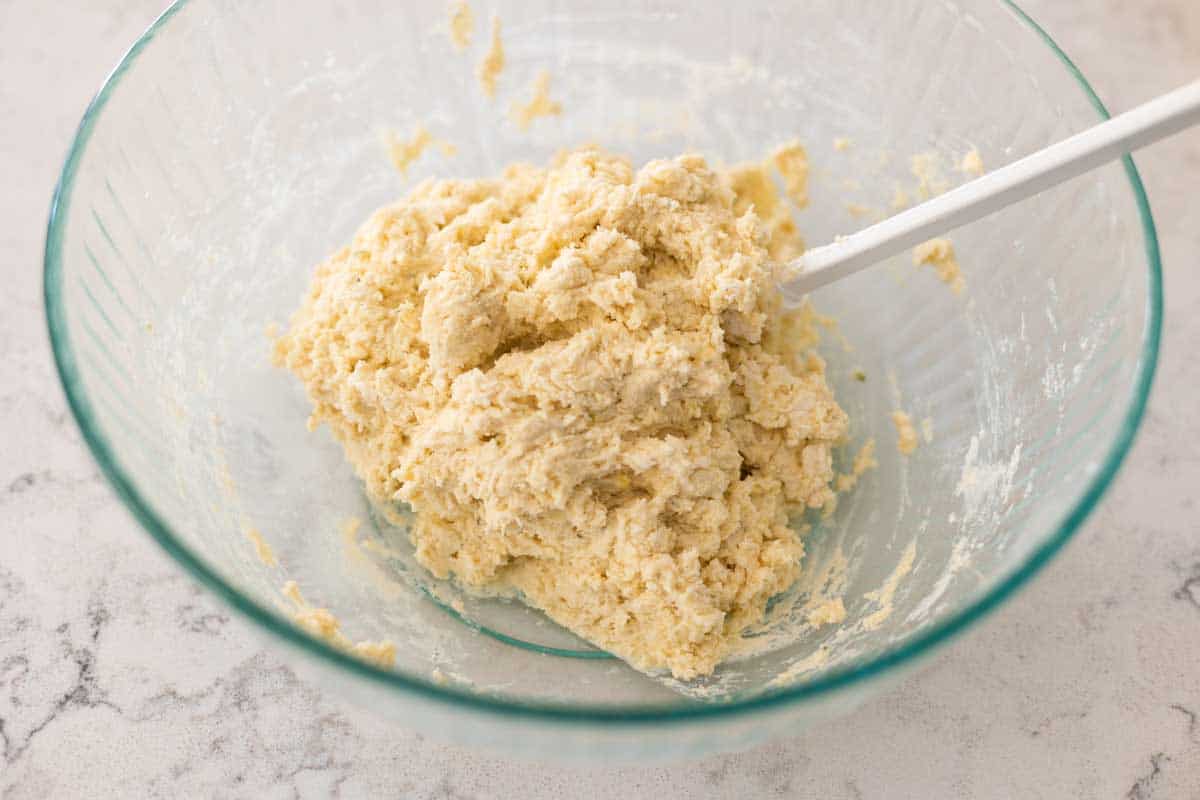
[2, 1, 1199, 797]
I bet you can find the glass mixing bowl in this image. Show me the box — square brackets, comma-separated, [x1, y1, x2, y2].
[45, 0, 1160, 759]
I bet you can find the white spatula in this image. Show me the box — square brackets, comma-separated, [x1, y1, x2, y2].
[780, 78, 1200, 303]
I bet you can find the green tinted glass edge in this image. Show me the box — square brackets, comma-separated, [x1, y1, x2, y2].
[44, 0, 1162, 726]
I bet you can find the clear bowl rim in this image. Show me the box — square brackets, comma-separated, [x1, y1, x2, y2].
[43, 0, 1163, 726]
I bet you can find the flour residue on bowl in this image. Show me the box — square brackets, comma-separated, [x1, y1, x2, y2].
[767, 644, 833, 687]
[956, 434, 1022, 527]
[762, 538, 918, 690]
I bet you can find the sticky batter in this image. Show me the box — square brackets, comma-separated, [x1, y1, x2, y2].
[274, 146, 848, 679]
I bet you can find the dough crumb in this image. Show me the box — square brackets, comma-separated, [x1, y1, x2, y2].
[476, 16, 504, 97]
[911, 151, 949, 199]
[769, 644, 832, 686]
[921, 416, 934, 444]
[448, 0, 474, 51]
[274, 146, 850, 680]
[959, 147, 985, 176]
[431, 668, 449, 685]
[891, 410, 919, 455]
[835, 438, 878, 493]
[912, 237, 966, 295]
[510, 70, 562, 130]
[384, 126, 453, 176]
[824, 437, 876, 516]
[862, 541, 916, 630]
[350, 640, 398, 668]
[806, 597, 847, 627]
[244, 525, 276, 567]
[770, 139, 810, 209]
[845, 202, 874, 218]
[281, 581, 397, 669]
[833, 137, 852, 152]
[890, 183, 910, 210]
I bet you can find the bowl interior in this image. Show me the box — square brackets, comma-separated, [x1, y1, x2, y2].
[48, 0, 1156, 733]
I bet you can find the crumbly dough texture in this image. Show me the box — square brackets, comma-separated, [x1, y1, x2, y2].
[913, 237, 965, 295]
[891, 410, 919, 455]
[274, 147, 848, 679]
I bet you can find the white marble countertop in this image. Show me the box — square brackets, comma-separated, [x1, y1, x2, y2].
[3, 1, 1198, 797]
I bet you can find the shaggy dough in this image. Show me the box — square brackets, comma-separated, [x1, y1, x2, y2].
[724, 164, 792, 259]
[274, 147, 848, 679]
